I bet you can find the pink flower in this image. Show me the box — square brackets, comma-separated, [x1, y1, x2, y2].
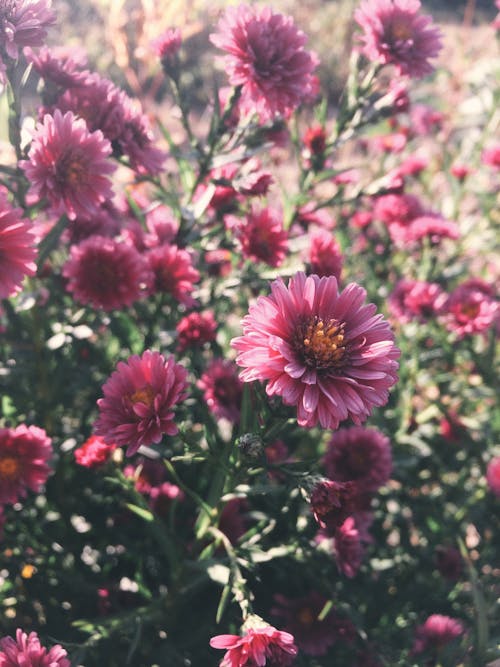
[486, 457, 500, 497]
[197, 359, 244, 424]
[25, 45, 89, 88]
[21, 109, 115, 220]
[149, 481, 184, 517]
[74, 435, 116, 468]
[210, 4, 318, 121]
[210, 618, 298, 666]
[271, 592, 355, 656]
[355, 0, 443, 78]
[411, 615, 465, 655]
[146, 244, 200, 307]
[176, 310, 217, 352]
[0, 628, 69, 667]
[63, 235, 151, 310]
[0, 425, 52, 505]
[373, 192, 424, 226]
[0, 0, 55, 61]
[323, 426, 392, 493]
[388, 279, 447, 323]
[229, 205, 288, 267]
[152, 27, 182, 74]
[307, 229, 343, 280]
[392, 214, 459, 245]
[94, 350, 189, 456]
[443, 278, 499, 338]
[232, 272, 400, 431]
[333, 516, 365, 578]
[0, 191, 37, 299]
[482, 143, 500, 169]
[310, 479, 357, 531]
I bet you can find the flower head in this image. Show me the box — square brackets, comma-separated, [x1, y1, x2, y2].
[63, 235, 151, 310]
[0, 424, 52, 505]
[0, 628, 69, 667]
[0, 190, 37, 299]
[146, 244, 200, 307]
[307, 229, 343, 280]
[21, 109, 115, 220]
[411, 615, 465, 655]
[486, 457, 500, 497]
[176, 310, 217, 352]
[388, 279, 447, 323]
[152, 27, 182, 75]
[197, 358, 244, 425]
[333, 516, 365, 578]
[0, 0, 55, 61]
[210, 617, 298, 667]
[74, 435, 116, 468]
[355, 0, 443, 78]
[229, 205, 288, 267]
[443, 278, 498, 338]
[25, 45, 89, 88]
[210, 4, 318, 121]
[309, 478, 357, 531]
[94, 350, 189, 456]
[232, 272, 399, 430]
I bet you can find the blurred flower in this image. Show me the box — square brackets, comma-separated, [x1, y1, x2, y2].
[481, 143, 500, 169]
[229, 205, 288, 267]
[373, 192, 424, 226]
[310, 478, 357, 531]
[144, 203, 179, 248]
[205, 248, 233, 277]
[210, 4, 318, 121]
[411, 614, 465, 655]
[21, 109, 115, 220]
[63, 235, 150, 310]
[333, 516, 364, 578]
[443, 278, 499, 338]
[74, 435, 116, 468]
[146, 244, 200, 307]
[409, 103, 444, 135]
[393, 214, 460, 245]
[323, 426, 392, 493]
[152, 27, 182, 76]
[0, 424, 52, 505]
[0, 628, 69, 667]
[0, 0, 55, 61]
[123, 457, 166, 494]
[307, 229, 343, 280]
[303, 125, 327, 170]
[0, 190, 37, 299]
[388, 279, 447, 323]
[218, 497, 249, 545]
[149, 481, 184, 517]
[197, 358, 243, 424]
[119, 95, 166, 175]
[435, 545, 463, 581]
[232, 272, 400, 430]
[25, 45, 89, 89]
[355, 0, 443, 78]
[486, 457, 500, 497]
[94, 350, 189, 456]
[271, 591, 355, 656]
[176, 310, 217, 352]
[450, 163, 472, 182]
[210, 617, 298, 666]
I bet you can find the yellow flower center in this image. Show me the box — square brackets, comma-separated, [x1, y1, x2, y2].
[130, 385, 155, 408]
[0, 456, 20, 480]
[297, 316, 347, 370]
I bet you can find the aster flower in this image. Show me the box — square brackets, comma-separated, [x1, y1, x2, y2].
[210, 4, 319, 121]
[176, 310, 218, 352]
[355, 0, 443, 78]
[443, 278, 499, 339]
[388, 279, 447, 323]
[0, 0, 55, 62]
[373, 192, 424, 226]
[333, 516, 365, 578]
[94, 350, 189, 456]
[74, 435, 116, 468]
[25, 45, 89, 89]
[197, 358, 244, 425]
[307, 229, 343, 280]
[20, 109, 115, 221]
[0, 628, 70, 667]
[393, 214, 460, 245]
[0, 191, 37, 299]
[323, 426, 392, 493]
[232, 272, 399, 431]
[486, 457, 500, 497]
[63, 235, 151, 311]
[0, 424, 52, 505]
[309, 478, 357, 531]
[411, 614, 465, 655]
[146, 243, 200, 307]
[271, 592, 355, 656]
[152, 27, 182, 76]
[229, 205, 288, 267]
[119, 96, 166, 175]
[481, 143, 500, 169]
[210, 617, 298, 667]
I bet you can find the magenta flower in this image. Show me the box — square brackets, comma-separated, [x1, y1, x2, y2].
[482, 143, 500, 169]
[310, 478, 357, 531]
[411, 615, 465, 655]
[388, 279, 447, 323]
[333, 516, 365, 578]
[63, 235, 151, 311]
[74, 435, 116, 468]
[94, 350, 189, 456]
[0, 628, 69, 667]
[197, 358, 244, 425]
[307, 229, 343, 280]
[176, 310, 218, 352]
[355, 0, 443, 78]
[0, 191, 37, 299]
[0, 0, 55, 61]
[486, 457, 500, 497]
[0, 425, 52, 505]
[146, 243, 200, 307]
[210, 618, 298, 667]
[210, 4, 318, 121]
[229, 205, 288, 267]
[443, 278, 499, 338]
[232, 272, 399, 430]
[323, 426, 392, 493]
[21, 109, 115, 220]
[25, 45, 89, 88]
[152, 27, 182, 75]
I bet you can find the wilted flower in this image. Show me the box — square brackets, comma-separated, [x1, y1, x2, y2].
[210, 617, 298, 666]
[232, 272, 399, 430]
[0, 425, 52, 505]
[411, 614, 465, 655]
[197, 358, 244, 424]
[355, 0, 443, 78]
[74, 435, 116, 468]
[21, 109, 115, 220]
[210, 4, 318, 121]
[0, 628, 69, 667]
[486, 457, 500, 497]
[63, 235, 151, 310]
[94, 350, 189, 456]
[0, 191, 37, 299]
